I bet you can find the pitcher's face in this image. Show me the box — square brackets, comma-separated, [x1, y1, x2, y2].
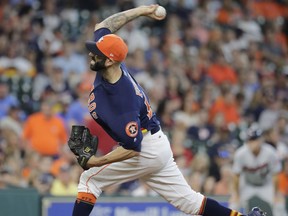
[89, 52, 107, 72]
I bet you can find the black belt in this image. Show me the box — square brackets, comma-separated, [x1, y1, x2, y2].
[150, 125, 160, 135]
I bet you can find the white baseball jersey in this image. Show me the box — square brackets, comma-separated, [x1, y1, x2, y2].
[232, 143, 281, 204]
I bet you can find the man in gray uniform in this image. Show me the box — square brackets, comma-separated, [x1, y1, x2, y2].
[231, 125, 282, 215]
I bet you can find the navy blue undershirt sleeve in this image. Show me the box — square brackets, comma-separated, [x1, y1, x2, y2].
[93, 28, 111, 42]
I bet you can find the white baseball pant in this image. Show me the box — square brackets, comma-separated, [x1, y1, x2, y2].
[78, 129, 205, 215]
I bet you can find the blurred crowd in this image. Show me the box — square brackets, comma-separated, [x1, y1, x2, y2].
[0, 0, 288, 202]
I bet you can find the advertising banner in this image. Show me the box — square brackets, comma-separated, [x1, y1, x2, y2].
[43, 196, 229, 216]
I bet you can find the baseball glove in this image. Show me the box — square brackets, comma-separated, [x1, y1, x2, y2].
[68, 125, 98, 170]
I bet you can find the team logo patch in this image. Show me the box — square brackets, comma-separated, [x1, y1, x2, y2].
[125, 122, 138, 137]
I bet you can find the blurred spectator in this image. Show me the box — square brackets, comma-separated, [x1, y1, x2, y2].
[173, 88, 200, 129]
[144, 34, 165, 76]
[33, 58, 56, 101]
[236, 10, 262, 43]
[50, 164, 78, 196]
[0, 166, 27, 188]
[0, 46, 36, 77]
[118, 21, 149, 53]
[22, 99, 67, 156]
[214, 164, 233, 196]
[258, 98, 281, 131]
[0, 105, 23, 137]
[276, 114, 288, 144]
[50, 145, 77, 177]
[216, 0, 242, 26]
[278, 157, 288, 213]
[264, 127, 288, 162]
[208, 86, 240, 126]
[65, 81, 91, 128]
[0, 143, 28, 188]
[245, 88, 266, 122]
[188, 171, 203, 194]
[207, 54, 238, 85]
[188, 152, 210, 192]
[32, 172, 54, 195]
[250, 1, 285, 20]
[236, 67, 260, 111]
[0, 80, 19, 119]
[208, 148, 232, 182]
[202, 176, 216, 195]
[186, 110, 214, 155]
[52, 41, 87, 77]
[43, 64, 72, 102]
[21, 151, 41, 186]
[0, 109, 25, 188]
[198, 82, 216, 111]
[262, 27, 286, 61]
[39, 0, 61, 31]
[156, 98, 175, 132]
[30, 156, 54, 194]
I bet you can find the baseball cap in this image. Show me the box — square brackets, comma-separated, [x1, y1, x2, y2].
[85, 34, 128, 62]
[246, 125, 263, 141]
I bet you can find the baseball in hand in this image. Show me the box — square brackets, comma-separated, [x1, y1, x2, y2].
[155, 6, 166, 18]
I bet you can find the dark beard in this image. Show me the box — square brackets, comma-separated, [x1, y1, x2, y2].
[90, 58, 106, 71]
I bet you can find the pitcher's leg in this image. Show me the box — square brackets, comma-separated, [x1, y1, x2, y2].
[142, 159, 204, 215]
[72, 192, 96, 216]
[143, 158, 244, 216]
[77, 158, 155, 196]
[73, 158, 157, 216]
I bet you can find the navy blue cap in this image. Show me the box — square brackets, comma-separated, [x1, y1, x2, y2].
[85, 41, 106, 57]
[247, 125, 263, 140]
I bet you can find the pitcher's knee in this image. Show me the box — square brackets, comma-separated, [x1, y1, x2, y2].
[78, 170, 102, 198]
[170, 192, 205, 215]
